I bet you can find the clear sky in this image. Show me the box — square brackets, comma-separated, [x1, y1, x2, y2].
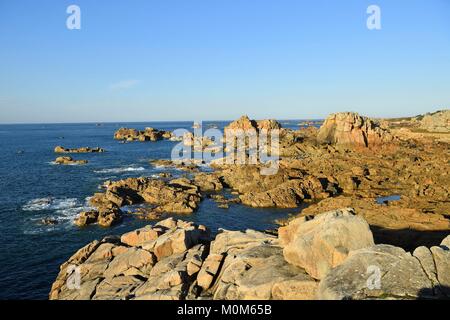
[0, 0, 449, 123]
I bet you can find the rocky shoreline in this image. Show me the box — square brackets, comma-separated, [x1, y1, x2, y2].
[50, 209, 450, 300]
[52, 110, 450, 300]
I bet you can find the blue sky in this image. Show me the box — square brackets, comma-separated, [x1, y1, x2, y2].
[0, 0, 449, 123]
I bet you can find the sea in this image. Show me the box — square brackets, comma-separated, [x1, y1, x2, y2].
[0, 120, 315, 299]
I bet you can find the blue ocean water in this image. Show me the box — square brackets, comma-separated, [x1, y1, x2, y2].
[0, 120, 307, 300]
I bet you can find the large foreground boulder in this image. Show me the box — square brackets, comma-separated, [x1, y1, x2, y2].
[279, 208, 375, 279]
[317, 235, 450, 300]
[317, 112, 394, 147]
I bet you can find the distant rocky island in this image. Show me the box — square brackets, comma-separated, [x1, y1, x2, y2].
[114, 127, 174, 142]
[50, 109, 450, 300]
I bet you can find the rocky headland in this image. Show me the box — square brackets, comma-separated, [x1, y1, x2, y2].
[59, 110, 449, 300]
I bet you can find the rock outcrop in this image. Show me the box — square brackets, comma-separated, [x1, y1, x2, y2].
[257, 119, 282, 132]
[197, 229, 318, 300]
[50, 218, 210, 300]
[224, 116, 282, 133]
[225, 116, 259, 132]
[114, 127, 173, 142]
[317, 112, 394, 147]
[317, 237, 450, 300]
[239, 176, 332, 208]
[74, 209, 123, 228]
[54, 146, 105, 153]
[418, 110, 450, 133]
[193, 173, 224, 192]
[74, 177, 208, 227]
[212, 165, 337, 209]
[149, 159, 201, 172]
[182, 132, 216, 152]
[54, 156, 88, 165]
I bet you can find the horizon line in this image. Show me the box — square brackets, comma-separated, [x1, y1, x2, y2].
[0, 113, 427, 126]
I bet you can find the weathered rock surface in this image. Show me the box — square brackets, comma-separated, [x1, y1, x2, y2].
[74, 208, 123, 228]
[54, 146, 105, 153]
[114, 127, 172, 142]
[317, 112, 394, 147]
[257, 119, 282, 132]
[54, 156, 88, 165]
[316, 244, 438, 300]
[280, 208, 375, 279]
[194, 173, 224, 192]
[198, 229, 318, 300]
[182, 132, 216, 152]
[150, 159, 201, 172]
[428, 236, 450, 296]
[52, 220, 318, 301]
[213, 164, 337, 209]
[225, 115, 259, 132]
[224, 116, 281, 133]
[418, 110, 450, 133]
[239, 176, 332, 208]
[141, 178, 202, 213]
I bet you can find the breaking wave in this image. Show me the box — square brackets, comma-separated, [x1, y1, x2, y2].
[94, 166, 146, 174]
[22, 197, 79, 212]
[22, 197, 94, 230]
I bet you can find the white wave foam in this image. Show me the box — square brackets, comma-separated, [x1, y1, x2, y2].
[22, 197, 92, 219]
[94, 167, 146, 174]
[22, 197, 79, 211]
[48, 161, 86, 166]
[22, 197, 94, 233]
[56, 204, 93, 223]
